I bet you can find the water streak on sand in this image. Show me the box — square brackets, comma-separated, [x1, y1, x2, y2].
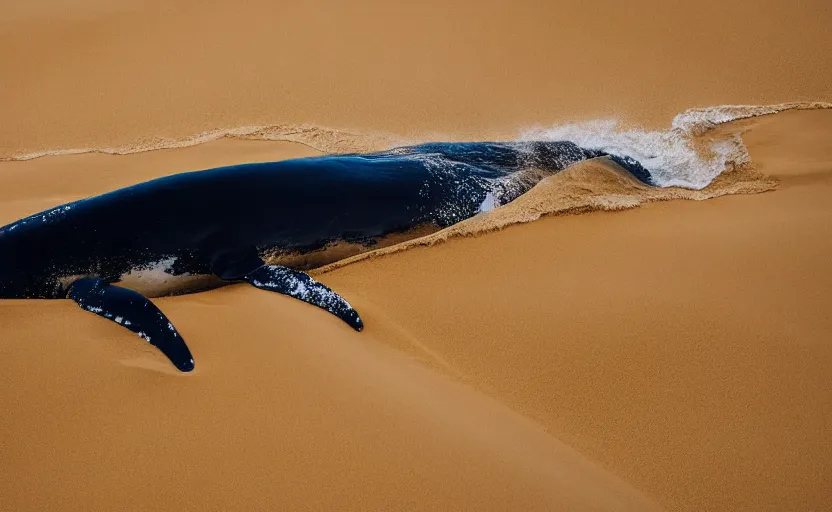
[0, 125, 402, 162]
[4, 102, 830, 170]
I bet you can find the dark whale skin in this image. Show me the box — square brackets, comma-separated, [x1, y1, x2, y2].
[0, 141, 651, 300]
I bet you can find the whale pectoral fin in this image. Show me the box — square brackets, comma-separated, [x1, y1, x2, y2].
[68, 277, 195, 372]
[244, 265, 363, 332]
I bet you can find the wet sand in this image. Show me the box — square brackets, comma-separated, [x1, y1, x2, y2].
[3, 0, 832, 154]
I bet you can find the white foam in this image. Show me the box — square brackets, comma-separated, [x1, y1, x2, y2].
[519, 117, 740, 189]
[519, 102, 832, 190]
[0, 124, 401, 162]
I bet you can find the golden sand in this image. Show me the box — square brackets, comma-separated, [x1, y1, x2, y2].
[319, 109, 832, 511]
[3, 0, 832, 153]
[2, 1, 831, 511]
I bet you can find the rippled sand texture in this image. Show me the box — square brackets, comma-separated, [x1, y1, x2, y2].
[2, 1, 832, 511]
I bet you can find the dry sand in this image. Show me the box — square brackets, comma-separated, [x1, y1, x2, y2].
[2, 1, 832, 511]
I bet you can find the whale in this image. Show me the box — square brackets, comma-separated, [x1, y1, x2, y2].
[0, 141, 651, 372]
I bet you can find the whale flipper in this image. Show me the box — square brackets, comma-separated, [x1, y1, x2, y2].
[244, 265, 363, 331]
[68, 278, 195, 372]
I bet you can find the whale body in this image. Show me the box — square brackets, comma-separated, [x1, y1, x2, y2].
[0, 141, 651, 371]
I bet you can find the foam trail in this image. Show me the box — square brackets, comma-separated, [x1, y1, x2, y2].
[520, 101, 832, 189]
[671, 102, 832, 133]
[0, 124, 403, 162]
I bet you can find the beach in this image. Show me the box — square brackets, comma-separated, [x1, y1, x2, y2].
[1, 1, 831, 511]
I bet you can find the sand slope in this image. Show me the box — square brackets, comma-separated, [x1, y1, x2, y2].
[318, 109, 832, 511]
[0, 282, 660, 512]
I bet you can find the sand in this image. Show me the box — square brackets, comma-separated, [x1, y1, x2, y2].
[2, 1, 832, 511]
[319, 109, 832, 511]
[3, 0, 832, 154]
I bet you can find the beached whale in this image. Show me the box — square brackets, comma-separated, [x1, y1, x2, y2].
[0, 141, 650, 372]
